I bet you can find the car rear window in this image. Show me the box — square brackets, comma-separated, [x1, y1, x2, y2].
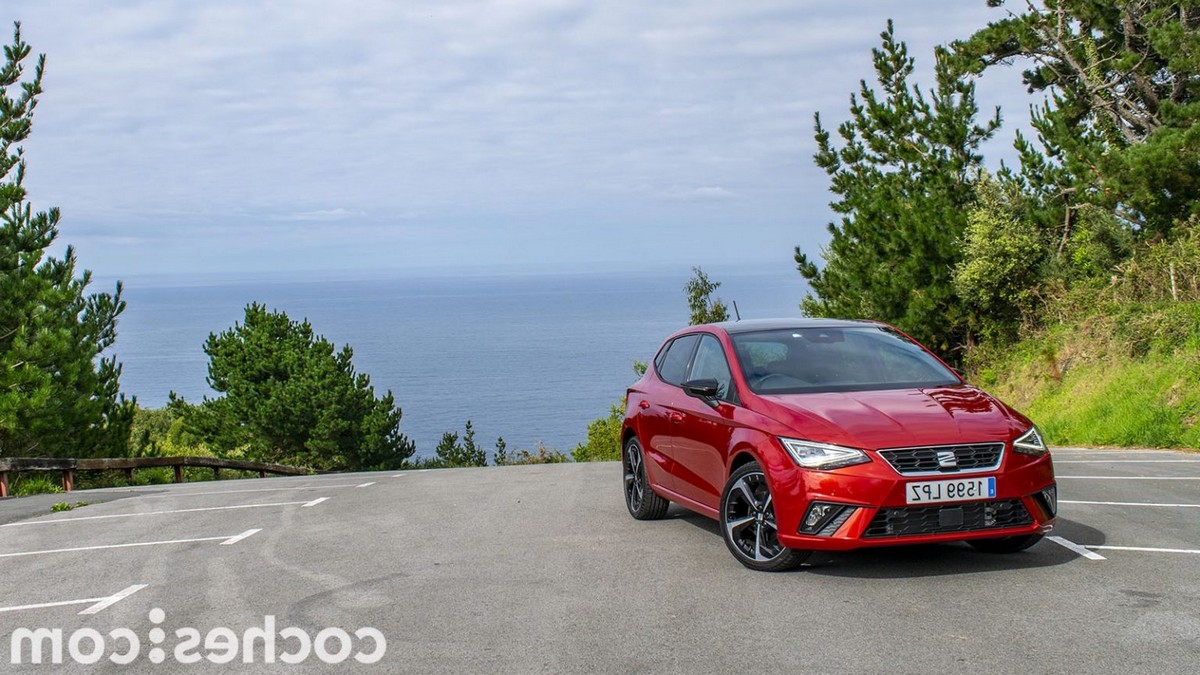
[731, 327, 959, 394]
[656, 334, 700, 386]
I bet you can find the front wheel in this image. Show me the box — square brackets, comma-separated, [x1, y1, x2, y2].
[967, 533, 1044, 553]
[622, 437, 669, 520]
[720, 461, 811, 571]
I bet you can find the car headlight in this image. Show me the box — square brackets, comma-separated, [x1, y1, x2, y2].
[1013, 426, 1048, 456]
[779, 438, 870, 470]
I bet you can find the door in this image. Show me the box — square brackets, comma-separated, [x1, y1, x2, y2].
[670, 334, 738, 510]
[639, 333, 700, 491]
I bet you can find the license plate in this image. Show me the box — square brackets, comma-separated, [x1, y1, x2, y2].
[906, 477, 996, 504]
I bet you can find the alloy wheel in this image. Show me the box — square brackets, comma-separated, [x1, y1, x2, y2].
[723, 470, 785, 562]
[623, 441, 646, 512]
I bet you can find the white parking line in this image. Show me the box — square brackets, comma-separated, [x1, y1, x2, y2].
[1057, 476, 1200, 480]
[302, 497, 329, 507]
[355, 482, 376, 488]
[220, 529, 261, 546]
[0, 584, 148, 615]
[131, 484, 366, 499]
[79, 584, 150, 615]
[1061, 500, 1200, 508]
[1047, 536, 1107, 560]
[0, 499, 327, 528]
[0, 531, 261, 559]
[1088, 545, 1200, 555]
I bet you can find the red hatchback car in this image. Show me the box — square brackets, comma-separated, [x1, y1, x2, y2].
[622, 319, 1057, 571]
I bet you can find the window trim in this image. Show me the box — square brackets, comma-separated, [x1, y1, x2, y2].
[688, 333, 739, 405]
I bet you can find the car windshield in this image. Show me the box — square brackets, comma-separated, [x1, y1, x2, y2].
[730, 327, 960, 394]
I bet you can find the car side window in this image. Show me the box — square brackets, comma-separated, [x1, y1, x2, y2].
[656, 334, 700, 386]
[689, 334, 736, 403]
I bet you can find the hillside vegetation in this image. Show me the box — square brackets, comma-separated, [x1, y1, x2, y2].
[974, 303, 1200, 449]
[970, 229, 1200, 449]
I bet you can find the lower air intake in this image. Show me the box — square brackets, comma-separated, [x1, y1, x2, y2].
[862, 499, 1033, 538]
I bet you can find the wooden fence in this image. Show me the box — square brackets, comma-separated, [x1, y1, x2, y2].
[0, 456, 311, 498]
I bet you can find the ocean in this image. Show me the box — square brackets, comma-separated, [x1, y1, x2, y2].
[111, 267, 808, 457]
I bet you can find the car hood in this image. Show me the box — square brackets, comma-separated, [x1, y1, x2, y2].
[754, 386, 1029, 449]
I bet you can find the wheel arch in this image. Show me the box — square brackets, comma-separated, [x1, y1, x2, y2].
[621, 424, 638, 450]
[727, 445, 762, 477]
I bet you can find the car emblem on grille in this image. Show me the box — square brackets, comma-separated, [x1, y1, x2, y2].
[936, 450, 958, 468]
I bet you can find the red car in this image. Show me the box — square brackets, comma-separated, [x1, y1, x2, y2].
[622, 319, 1056, 571]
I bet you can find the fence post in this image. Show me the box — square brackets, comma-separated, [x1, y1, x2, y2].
[0, 471, 8, 498]
[62, 469, 74, 492]
[124, 468, 134, 484]
[174, 464, 184, 484]
[213, 467, 221, 481]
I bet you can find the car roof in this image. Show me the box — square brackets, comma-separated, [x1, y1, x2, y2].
[706, 318, 883, 335]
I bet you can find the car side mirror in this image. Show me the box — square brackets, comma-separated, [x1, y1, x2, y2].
[682, 378, 721, 407]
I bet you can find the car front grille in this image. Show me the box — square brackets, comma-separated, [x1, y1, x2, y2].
[877, 442, 1004, 475]
[862, 499, 1033, 538]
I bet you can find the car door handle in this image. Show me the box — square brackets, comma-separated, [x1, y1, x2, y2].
[668, 411, 684, 424]
[639, 400, 650, 409]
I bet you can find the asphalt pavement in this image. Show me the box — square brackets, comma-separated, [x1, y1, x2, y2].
[1, 447, 1198, 673]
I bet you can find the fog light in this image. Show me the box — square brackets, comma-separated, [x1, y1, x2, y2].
[800, 501, 854, 535]
[805, 503, 836, 528]
[1038, 485, 1058, 517]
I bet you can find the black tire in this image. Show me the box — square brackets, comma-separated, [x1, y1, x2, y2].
[622, 437, 669, 520]
[720, 461, 811, 571]
[967, 533, 1044, 554]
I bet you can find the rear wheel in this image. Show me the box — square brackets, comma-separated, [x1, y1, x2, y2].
[622, 437, 669, 520]
[720, 461, 811, 571]
[967, 533, 1044, 553]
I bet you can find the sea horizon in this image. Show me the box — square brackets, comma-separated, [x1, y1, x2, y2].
[105, 264, 810, 457]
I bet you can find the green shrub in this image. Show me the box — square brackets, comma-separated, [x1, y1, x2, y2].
[572, 402, 623, 462]
[11, 475, 64, 496]
[954, 175, 1047, 341]
[504, 444, 570, 465]
[1115, 218, 1200, 303]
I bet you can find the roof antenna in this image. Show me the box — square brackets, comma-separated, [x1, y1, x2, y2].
[732, 300, 741, 321]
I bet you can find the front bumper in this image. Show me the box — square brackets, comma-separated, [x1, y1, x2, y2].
[772, 453, 1056, 551]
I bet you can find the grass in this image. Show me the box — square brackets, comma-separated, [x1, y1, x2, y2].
[971, 297, 1200, 450]
[1014, 360, 1200, 448]
[10, 475, 64, 497]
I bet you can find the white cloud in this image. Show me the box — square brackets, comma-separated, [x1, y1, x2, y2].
[4, 0, 1034, 277]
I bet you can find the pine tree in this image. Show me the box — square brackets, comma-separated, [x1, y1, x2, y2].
[435, 421, 487, 467]
[435, 431, 460, 465]
[953, 1, 1200, 238]
[795, 21, 1000, 355]
[493, 436, 508, 465]
[0, 23, 133, 458]
[175, 303, 415, 470]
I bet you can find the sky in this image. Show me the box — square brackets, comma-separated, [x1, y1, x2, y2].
[5, 0, 1036, 282]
